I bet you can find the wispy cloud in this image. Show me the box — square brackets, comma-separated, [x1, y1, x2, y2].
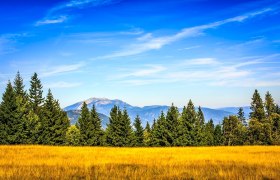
[99, 7, 276, 59]
[112, 54, 280, 87]
[0, 33, 27, 55]
[46, 81, 82, 88]
[37, 0, 120, 26]
[35, 16, 68, 26]
[178, 45, 201, 51]
[41, 63, 85, 77]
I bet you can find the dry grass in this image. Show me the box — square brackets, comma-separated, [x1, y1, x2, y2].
[0, 146, 280, 179]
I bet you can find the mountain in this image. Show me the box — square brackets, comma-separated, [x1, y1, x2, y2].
[66, 110, 109, 129]
[64, 97, 246, 126]
[216, 106, 251, 119]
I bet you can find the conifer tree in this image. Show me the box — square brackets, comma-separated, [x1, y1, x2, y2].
[204, 119, 215, 146]
[150, 111, 169, 146]
[29, 73, 44, 115]
[41, 89, 69, 145]
[13, 72, 29, 143]
[76, 102, 90, 145]
[195, 106, 205, 145]
[250, 89, 265, 122]
[0, 82, 17, 144]
[237, 107, 247, 126]
[88, 105, 104, 146]
[214, 124, 223, 145]
[133, 115, 144, 146]
[120, 109, 134, 146]
[165, 104, 179, 146]
[144, 121, 151, 146]
[223, 116, 244, 145]
[265, 91, 275, 117]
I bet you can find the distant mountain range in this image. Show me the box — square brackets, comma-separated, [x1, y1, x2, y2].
[64, 98, 251, 127]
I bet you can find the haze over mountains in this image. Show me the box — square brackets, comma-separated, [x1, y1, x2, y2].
[64, 98, 251, 127]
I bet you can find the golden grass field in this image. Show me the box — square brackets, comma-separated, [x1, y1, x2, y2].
[0, 146, 280, 179]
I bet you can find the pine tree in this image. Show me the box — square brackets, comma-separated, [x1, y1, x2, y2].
[276, 104, 280, 115]
[76, 102, 90, 145]
[40, 89, 69, 145]
[88, 105, 104, 146]
[150, 111, 169, 146]
[165, 104, 179, 146]
[133, 115, 144, 146]
[195, 106, 205, 145]
[144, 122, 151, 146]
[223, 116, 244, 145]
[178, 100, 196, 146]
[250, 89, 265, 122]
[237, 107, 246, 126]
[214, 124, 223, 145]
[119, 109, 134, 146]
[265, 91, 275, 117]
[204, 119, 215, 146]
[13, 72, 29, 143]
[0, 81, 17, 144]
[29, 73, 44, 115]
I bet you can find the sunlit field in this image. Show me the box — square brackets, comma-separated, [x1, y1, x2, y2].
[0, 146, 280, 179]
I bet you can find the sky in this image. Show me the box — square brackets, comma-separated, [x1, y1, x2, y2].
[0, 0, 280, 108]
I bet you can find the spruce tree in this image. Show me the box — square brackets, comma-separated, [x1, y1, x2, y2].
[195, 106, 205, 145]
[250, 89, 265, 122]
[237, 107, 246, 126]
[150, 111, 169, 146]
[88, 105, 104, 146]
[265, 91, 275, 117]
[144, 122, 151, 146]
[29, 73, 44, 115]
[120, 109, 134, 146]
[0, 82, 17, 144]
[13, 72, 29, 143]
[204, 119, 215, 146]
[223, 116, 244, 145]
[214, 124, 223, 145]
[76, 102, 90, 145]
[165, 103, 179, 146]
[41, 89, 69, 145]
[133, 115, 144, 146]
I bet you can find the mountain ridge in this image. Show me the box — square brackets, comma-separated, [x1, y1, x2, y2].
[64, 97, 251, 126]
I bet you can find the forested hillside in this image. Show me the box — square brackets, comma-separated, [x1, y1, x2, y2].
[0, 72, 280, 146]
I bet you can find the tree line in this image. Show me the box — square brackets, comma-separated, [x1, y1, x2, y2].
[0, 72, 280, 146]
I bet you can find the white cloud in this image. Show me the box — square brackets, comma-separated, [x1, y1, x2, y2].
[35, 16, 68, 26]
[99, 8, 275, 59]
[46, 81, 82, 88]
[41, 63, 85, 77]
[183, 58, 219, 66]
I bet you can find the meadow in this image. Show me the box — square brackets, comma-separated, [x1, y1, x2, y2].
[0, 146, 280, 179]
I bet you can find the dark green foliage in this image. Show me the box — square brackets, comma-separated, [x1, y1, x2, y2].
[165, 104, 179, 146]
[40, 89, 70, 145]
[265, 91, 275, 117]
[214, 124, 223, 145]
[222, 116, 245, 145]
[1, 73, 280, 147]
[204, 119, 215, 146]
[144, 122, 151, 146]
[134, 115, 144, 146]
[150, 111, 169, 146]
[0, 81, 25, 144]
[106, 106, 134, 146]
[237, 107, 246, 126]
[76, 102, 91, 145]
[88, 105, 104, 146]
[29, 73, 44, 115]
[250, 89, 265, 122]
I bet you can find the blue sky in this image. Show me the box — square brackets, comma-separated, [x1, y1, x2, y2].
[0, 0, 280, 108]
